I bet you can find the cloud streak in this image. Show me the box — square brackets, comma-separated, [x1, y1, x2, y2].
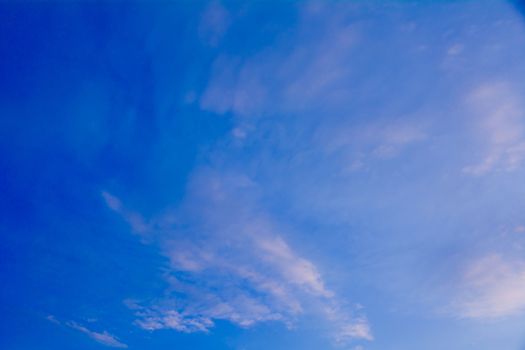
[199, 1, 231, 47]
[47, 316, 127, 348]
[105, 167, 372, 344]
[451, 254, 525, 319]
[463, 82, 525, 175]
[100, 1, 525, 347]
[66, 322, 128, 349]
[199, 2, 360, 119]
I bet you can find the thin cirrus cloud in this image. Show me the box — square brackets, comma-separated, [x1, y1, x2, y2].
[450, 254, 525, 319]
[3, 1, 525, 349]
[195, 2, 525, 336]
[95, 0, 525, 348]
[47, 316, 127, 348]
[198, 1, 231, 47]
[463, 82, 525, 175]
[198, 1, 525, 182]
[199, 2, 361, 118]
[103, 167, 372, 344]
[194, 1, 525, 298]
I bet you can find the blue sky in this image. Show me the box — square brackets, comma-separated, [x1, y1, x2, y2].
[1, 1, 525, 349]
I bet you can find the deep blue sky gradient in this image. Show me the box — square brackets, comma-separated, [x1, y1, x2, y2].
[2, 1, 525, 350]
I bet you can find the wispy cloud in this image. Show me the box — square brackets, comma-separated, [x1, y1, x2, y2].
[47, 316, 127, 348]
[463, 82, 525, 175]
[450, 254, 525, 319]
[104, 167, 371, 344]
[315, 119, 427, 173]
[46, 315, 60, 324]
[102, 191, 149, 236]
[67, 322, 128, 349]
[199, 1, 230, 47]
[199, 2, 360, 118]
[103, 1, 525, 346]
[335, 318, 373, 342]
[198, 0, 429, 183]
[324, 305, 373, 343]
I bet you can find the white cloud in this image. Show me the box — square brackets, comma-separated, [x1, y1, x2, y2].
[132, 293, 282, 333]
[134, 309, 214, 333]
[463, 82, 525, 175]
[47, 316, 127, 348]
[336, 319, 373, 342]
[46, 315, 60, 324]
[451, 254, 525, 319]
[104, 168, 371, 344]
[67, 322, 128, 348]
[102, 191, 149, 235]
[255, 235, 332, 298]
[323, 304, 373, 344]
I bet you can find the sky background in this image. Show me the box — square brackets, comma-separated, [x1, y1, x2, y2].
[1, 1, 525, 349]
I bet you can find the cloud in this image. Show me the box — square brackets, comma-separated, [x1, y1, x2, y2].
[254, 235, 332, 298]
[314, 119, 427, 173]
[46, 315, 60, 324]
[447, 43, 464, 56]
[102, 191, 149, 235]
[324, 305, 373, 343]
[133, 309, 215, 333]
[198, 0, 429, 183]
[67, 322, 128, 348]
[336, 319, 373, 342]
[47, 316, 127, 348]
[463, 82, 525, 175]
[451, 254, 525, 319]
[199, 2, 359, 118]
[104, 168, 372, 344]
[370, 123, 427, 158]
[199, 1, 230, 47]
